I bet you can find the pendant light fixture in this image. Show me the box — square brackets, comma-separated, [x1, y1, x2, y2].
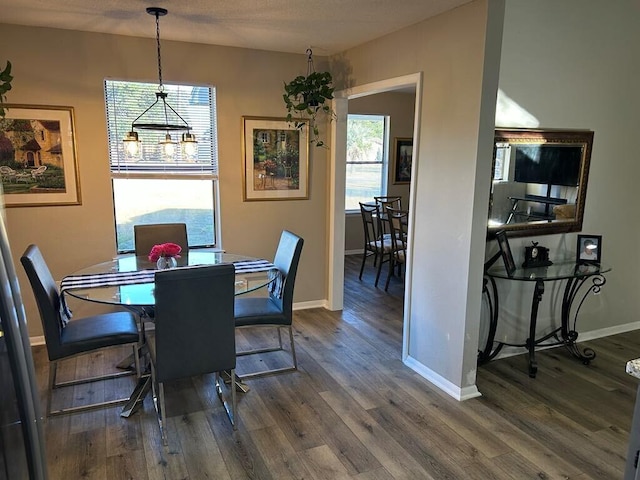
[123, 7, 196, 159]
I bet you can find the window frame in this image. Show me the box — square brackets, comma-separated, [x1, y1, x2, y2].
[344, 113, 390, 213]
[104, 79, 220, 253]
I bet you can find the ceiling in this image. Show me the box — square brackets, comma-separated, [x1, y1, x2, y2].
[0, 0, 472, 55]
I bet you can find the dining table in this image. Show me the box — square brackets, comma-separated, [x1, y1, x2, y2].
[59, 249, 279, 417]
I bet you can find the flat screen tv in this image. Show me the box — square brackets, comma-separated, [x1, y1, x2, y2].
[514, 144, 582, 186]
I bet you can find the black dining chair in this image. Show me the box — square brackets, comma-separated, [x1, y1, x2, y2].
[384, 207, 409, 291]
[20, 245, 141, 417]
[359, 202, 393, 286]
[133, 223, 188, 257]
[147, 264, 237, 444]
[234, 230, 303, 379]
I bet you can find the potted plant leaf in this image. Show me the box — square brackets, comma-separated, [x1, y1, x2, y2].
[0, 61, 13, 118]
[283, 50, 335, 148]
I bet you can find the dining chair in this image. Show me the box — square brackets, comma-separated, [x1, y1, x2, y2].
[133, 223, 188, 257]
[147, 264, 237, 444]
[384, 207, 409, 291]
[234, 230, 303, 379]
[374, 196, 402, 238]
[359, 202, 393, 286]
[20, 245, 141, 417]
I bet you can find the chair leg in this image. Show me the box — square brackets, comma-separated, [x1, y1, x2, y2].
[385, 256, 394, 291]
[375, 251, 387, 287]
[359, 249, 367, 280]
[288, 326, 298, 369]
[47, 361, 57, 417]
[159, 382, 168, 445]
[215, 370, 237, 430]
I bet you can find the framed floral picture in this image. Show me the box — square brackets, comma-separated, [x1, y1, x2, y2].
[242, 116, 309, 201]
[393, 137, 413, 184]
[0, 104, 81, 207]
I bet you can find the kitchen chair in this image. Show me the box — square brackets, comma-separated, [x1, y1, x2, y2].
[234, 230, 303, 379]
[374, 196, 402, 237]
[20, 245, 141, 417]
[384, 207, 408, 291]
[147, 264, 237, 444]
[133, 223, 188, 257]
[359, 202, 393, 286]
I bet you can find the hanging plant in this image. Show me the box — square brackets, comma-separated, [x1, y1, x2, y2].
[283, 50, 335, 148]
[0, 61, 13, 118]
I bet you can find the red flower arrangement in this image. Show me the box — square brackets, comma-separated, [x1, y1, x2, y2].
[148, 243, 182, 262]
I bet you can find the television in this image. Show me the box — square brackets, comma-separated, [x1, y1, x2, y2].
[514, 144, 582, 186]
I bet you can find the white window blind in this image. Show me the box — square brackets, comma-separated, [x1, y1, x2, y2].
[104, 79, 217, 175]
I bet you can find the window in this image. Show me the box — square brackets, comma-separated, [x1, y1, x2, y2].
[104, 80, 218, 253]
[493, 142, 511, 182]
[345, 114, 389, 211]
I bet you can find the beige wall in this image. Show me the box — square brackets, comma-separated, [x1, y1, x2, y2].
[334, 0, 503, 394]
[345, 92, 415, 253]
[0, 24, 329, 337]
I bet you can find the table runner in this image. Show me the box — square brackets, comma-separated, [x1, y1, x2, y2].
[58, 259, 277, 326]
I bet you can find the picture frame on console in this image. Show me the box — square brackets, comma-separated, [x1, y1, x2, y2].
[496, 230, 516, 276]
[576, 234, 602, 265]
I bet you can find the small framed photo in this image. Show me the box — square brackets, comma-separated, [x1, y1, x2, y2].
[576, 234, 602, 265]
[496, 230, 516, 275]
[393, 137, 413, 184]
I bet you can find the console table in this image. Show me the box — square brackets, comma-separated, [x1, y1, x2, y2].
[480, 261, 610, 377]
[506, 194, 567, 224]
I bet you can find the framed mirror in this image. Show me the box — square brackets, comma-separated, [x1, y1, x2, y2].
[487, 128, 594, 238]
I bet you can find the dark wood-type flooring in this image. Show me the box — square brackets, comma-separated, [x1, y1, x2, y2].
[33, 255, 637, 479]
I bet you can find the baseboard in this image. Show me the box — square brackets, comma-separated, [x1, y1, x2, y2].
[30, 335, 45, 347]
[404, 355, 482, 401]
[293, 300, 327, 310]
[493, 320, 640, 360]
[345, 249, 362, 256]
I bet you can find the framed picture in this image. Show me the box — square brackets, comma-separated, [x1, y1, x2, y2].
[242, 116, 309, 201]
[496, 230, 516, 275]
[0, 104, 81, 207]
[576, 234, 602, 264]
[393, 137, 413, 184]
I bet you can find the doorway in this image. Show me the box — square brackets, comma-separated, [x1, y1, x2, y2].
[328, 73, 422, 357]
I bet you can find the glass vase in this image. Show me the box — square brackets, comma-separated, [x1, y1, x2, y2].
[156, 256, 178, 270]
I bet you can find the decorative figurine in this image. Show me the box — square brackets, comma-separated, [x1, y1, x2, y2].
[522, 241, 553, 268]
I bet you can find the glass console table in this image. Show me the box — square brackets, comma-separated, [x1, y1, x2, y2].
[480, 261, 611, 377]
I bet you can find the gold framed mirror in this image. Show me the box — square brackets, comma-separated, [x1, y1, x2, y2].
[487, 128, 594, 238]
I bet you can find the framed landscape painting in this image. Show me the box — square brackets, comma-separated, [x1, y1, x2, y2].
[242, 116, 309, 201]
[0, 104, 81, 207]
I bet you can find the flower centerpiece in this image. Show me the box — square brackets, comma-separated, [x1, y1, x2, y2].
[148, 242, 182, 269]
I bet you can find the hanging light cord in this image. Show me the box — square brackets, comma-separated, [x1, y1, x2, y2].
[155, 10, 164, 90]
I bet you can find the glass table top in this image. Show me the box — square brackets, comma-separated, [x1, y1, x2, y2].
[486, 260, 611, 282]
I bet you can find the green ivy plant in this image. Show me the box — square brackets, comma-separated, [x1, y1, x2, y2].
[283, 70, 336, 148]
[0, 61, 13, 118]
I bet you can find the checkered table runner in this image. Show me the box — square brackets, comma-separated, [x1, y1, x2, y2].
[58, 259, 276, 326]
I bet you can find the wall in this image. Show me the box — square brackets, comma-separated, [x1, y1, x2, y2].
[334, 0, 504, 397]
[489, 0, 640, 346]
[0, 24, 329, 338]
[344, 92, 415, 253]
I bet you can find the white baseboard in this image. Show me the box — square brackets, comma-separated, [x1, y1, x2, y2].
[404, 355, 482, 401]
[345, 249, 362, 256]
[293, 300, 327, 310]
[30, 335, 45, 347]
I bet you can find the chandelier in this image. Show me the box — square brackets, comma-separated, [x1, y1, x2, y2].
[123, 7, 196, 159]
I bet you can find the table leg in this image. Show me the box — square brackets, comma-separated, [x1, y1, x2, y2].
[478, 275, 504, 363]
[120, 373, 151, 418]
[527, 280, 545, 378]
[560, 275, 604, 363]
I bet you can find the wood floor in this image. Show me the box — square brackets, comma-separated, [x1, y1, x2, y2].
[34, 255, 637, 479]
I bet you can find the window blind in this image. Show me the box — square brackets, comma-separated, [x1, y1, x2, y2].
[104, 80, 217, 175]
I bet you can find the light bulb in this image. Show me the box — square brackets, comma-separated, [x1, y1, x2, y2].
[181, 132, 197, 159]
[159, 133, 176, 158]
[123, 131, 140, 158]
